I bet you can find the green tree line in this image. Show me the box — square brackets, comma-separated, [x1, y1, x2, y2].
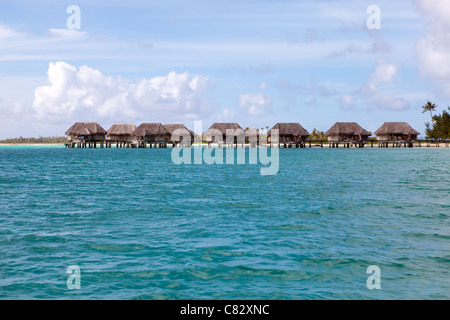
[307, 129, 327, 141]
[424, 106, 450, 140]
[0, 136, 69, 144]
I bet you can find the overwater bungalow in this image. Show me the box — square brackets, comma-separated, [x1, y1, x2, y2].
[267, 123, 310, 148]
[326, 122, 371, 148]
[132, 123, 170, 148]
[375, 122, 420, 141]
[164, 124, 195, 147]
[374, 122, 420, 148]
[205, 123, 244, 147]
[106, 124, 137, 148]
[65, 122, 107, 148]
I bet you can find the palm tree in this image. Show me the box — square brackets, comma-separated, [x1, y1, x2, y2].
[422, 101, 437, 122]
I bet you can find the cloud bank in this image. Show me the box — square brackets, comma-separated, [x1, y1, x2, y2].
[0, 24, 20, 39]
[415, 0, 450, 98]
[239, 82, 272, 116]
[338, 59, 409, 111]
[32, 61, 211, 122]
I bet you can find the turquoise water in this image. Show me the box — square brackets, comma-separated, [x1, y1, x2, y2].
[0, 147, 449, 299]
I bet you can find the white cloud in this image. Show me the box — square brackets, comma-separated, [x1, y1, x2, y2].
[47, 28, 88, 39]
[0, 97, 25, 117]
[239, 82, 272, 116]
[0, 24, 20, 39]
[415, 0, 450, 22]
[415, 0, 450, 98]
[217, 108, 235, 122]
[32, 61, 211, 122]
[364, 60, 399, 91]
[338, 94, 356, 111]
[366, 92, 410, 111]
[338, 59, 409, 111]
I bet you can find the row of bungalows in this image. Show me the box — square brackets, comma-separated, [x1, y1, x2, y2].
[204, 122, 418, 148]
[133, 123, 196, 147]
[205, 123, 265, 147]
[321, 122, 419, 148]
[65, 122, 195, 148]
[204, 123, 311, 148]
[65, 121, 421, 148]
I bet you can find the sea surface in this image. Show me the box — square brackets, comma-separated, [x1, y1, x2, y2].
[0, 146, 449, 299]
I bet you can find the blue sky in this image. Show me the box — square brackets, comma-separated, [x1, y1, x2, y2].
[0, 0, 449, 138]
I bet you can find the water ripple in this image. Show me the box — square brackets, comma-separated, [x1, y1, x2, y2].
[0, 147, 449, 299]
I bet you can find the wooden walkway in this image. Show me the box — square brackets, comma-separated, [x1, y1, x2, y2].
[65, 140, 450, 149]
[65, 140, 173, 148]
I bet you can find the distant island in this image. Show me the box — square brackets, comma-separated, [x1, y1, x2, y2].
[0, 136, 68, 144]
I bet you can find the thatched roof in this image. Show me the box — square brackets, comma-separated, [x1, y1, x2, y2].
[107, 124, 137, 136]
[374, 122, 420, 136]
[164, 124, 195, 136]
[267, 123, 309, 137]
[133, 123, 170, 136]
[65, 122, 107, 136]
[326, 122, 371, 136]
[205, 123, 243, 135]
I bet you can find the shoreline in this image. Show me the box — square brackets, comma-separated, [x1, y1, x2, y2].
[0, 143, 65, 147]
[1, 142, 449, 148]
